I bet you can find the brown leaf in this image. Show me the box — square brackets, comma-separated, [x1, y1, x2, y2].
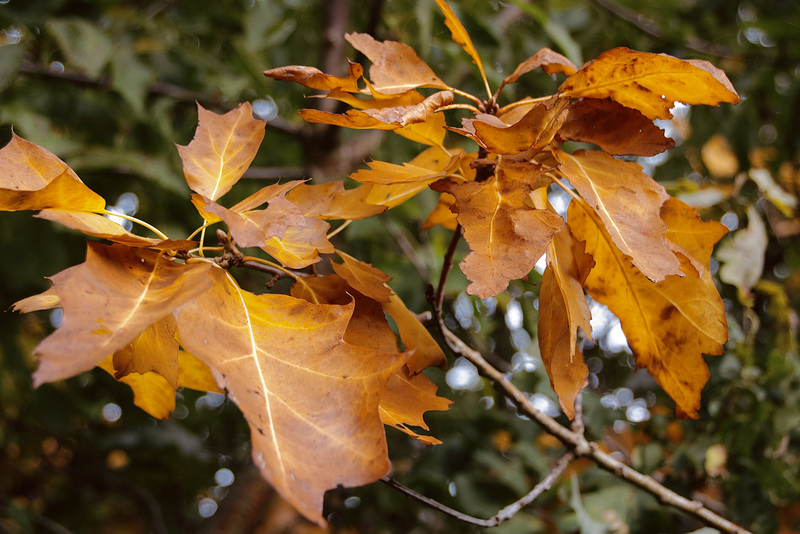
[331, 251, 393, 304]
[558, 99, 676, 157]
[263, 61, 364, 93]
[0, 133, 75, 191]
[559, 47, 740, 120]
[350, 150, 460, 185]
[361, 91, 454, 127]
[379, 366, 452, 445]
[452, 97, 569, 155]
[344, 33, 448, 94]
[502, 48, 578, 87]
[433, 0, 488, 85]
[14, 242, 215, 387]
[174, 269, 405, 525]
[177, 103, 266, 201]
[432, 165, 564, 298]
[284, 182, 386, 220]
[555, 148, 681, 281]
[299, 108, 402, 130]
[569, 198, 728, 418]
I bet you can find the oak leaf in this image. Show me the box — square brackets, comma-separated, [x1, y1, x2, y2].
[432, 163, 564, 298]
[568, 199, 728, 418]
[558, 47, 740, 120]
[174, 269, 405, 525]
[14, 242, 215, 387]
[558, 98, 676, 157]
[177, 102, 266, 201]
[344, 32, 448, 94]
[555, 148, 681, 281]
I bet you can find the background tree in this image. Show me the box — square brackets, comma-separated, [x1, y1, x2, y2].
[0, 1, 798, 533]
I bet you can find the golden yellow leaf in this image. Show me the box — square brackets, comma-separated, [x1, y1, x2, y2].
[113, 316, 180, 388]
[421, 192, 458, 231]
[14, 242, 215, 387]
[331, 251, 393, 304]
[98, 355, 176, 420]
[568, 198, 728, 418]
[559, 47, 740, 120]
[344, 32, 448, 94]
[0, 169, 105, 212]
[502, 48, 578, 88]
[298, 108, 402, 130]
[433, 0, 488, 88]
[284, 182, 386, 220]
[261, 218, 334, 269]
[382, 292, 447, 373]
[0, 133, 74, 191]
[174, 270, 405, 525]
[350, 151, 460, 185]
[379, 367, 452, 445]
[555, 148, 681, 281]
[177, 102, 266, 201]
[36, 209, 161, 247]
[177, 351, 223, 393]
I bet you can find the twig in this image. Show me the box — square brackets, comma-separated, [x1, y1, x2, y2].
[434, 225, 463, 316]
[381, 451, 572, 528]
[437, 324, 754, 534]
[572, 392, 585, 436]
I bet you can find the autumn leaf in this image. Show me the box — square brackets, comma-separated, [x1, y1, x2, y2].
[331, 251, 393, 304]
[432, 162, 564, 298]
[421, 192, 458, 231]
[197, 194, 305, 248]
[452, 97, 569, 155]
[360, 90, 454, 127]
[344, 32, 448, 94]
[568, 198, 728, 418]
[98, 355, 177, 419]
[500, 48, 578, 89]
[177, 102, 266, 201]
[14, 242, 215, 387]
[0, 169, 105, 212]
[290, 274, 449, 440]
[555, 148, 681, 281]
[284, 182, 386, 220]
[350, 151, 461, 185]
[557, 98, 676, 157]
[299, 108, 403, 130]
[717, 205, 766, 298]
[36, 209, 163, 247]
[433, 0, 489, 92]
[263, 61, 364, 93]
[113, 316, 180, 388]
[558, 47, 740, 120]
[261, 218, 334, 269]
[175, 269, 405, 525]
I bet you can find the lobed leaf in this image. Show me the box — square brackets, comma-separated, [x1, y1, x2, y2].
[177, 103, 266, 201]
[284, 182, 386, 220]
[175, 270, 405, 525]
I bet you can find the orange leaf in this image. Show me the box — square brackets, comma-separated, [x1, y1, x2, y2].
[452, 97, 569, 155]
[0, 133, 76, 191]
[421, 192, 458, 231]
[174, 270, 405, 525]
[555, 148, 681, 281]
[344, 32, 448, 94]
[568, 199, 728, 418]
[382, 292, 447, 373]
[113, 316, 180, 388]
[0, 169, 105, 212]
[379, 367, 452, 445]
[261, 218, 334, 269]
[14, 242, 215, 387]
[177, 102, 266, 201]
[331, 251, 393, 304]
[263, 61, 364, 93]
[559, 47, 740, 120]
[558, 99, 676, 157]
[198, 194, 305, 248]
[432, 164, 564, 298]
[433, 0, 488, 88]
[284, 182, 386, 220]
[98, 355, 176, 420]
[350, 151, 460, 185]
[502, 48, 578, 88]
[177, 350, 223, 393]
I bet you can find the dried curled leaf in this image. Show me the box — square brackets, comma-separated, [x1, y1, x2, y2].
[263, 62, 364, 93]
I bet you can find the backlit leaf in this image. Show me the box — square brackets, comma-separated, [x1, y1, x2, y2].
[299, 108, 402, 130]
[502, 48, 578, 88]
[569, 199, 728, 418]
[15, 242, 215, 387]
[261, 218, 333, 269]
[555, 148, 681, 281]
[331, 251, 393, 304]
[175, 270, 405, 525]
[36, 209, 162, 247]
[559, 47, 740, 120]
[379, 367, 452, 445]
[360, 91, 454, 127]
[98, 355, 176, 420]
[344, 32, 448, 94]
[558, 99, 675, 157]
[432, 165, 564, 298]
[284, 182, 386, 220]
[113, 316, 180, 388]
[433, 0, 488, 88]
[177, 103, 266, 201]
[198, 194, 305, 248]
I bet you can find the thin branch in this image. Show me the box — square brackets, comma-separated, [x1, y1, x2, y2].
[572, 392, 585, 436]
[381, 451, 572, 528]
[436, 324, 754, 534]
[434, 225, 463, 316]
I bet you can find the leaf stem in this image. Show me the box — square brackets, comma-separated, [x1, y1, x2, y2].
[437, 103, 481, 113]
[326, 219, 352, 239]
[449, 87, 484, 108]
[101, 210, 170, 241]
[496, 95, 555, 116]
[240, 255, 306, 280]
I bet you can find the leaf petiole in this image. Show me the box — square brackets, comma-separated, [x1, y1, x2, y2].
[101, 210, 170, 241]
[327, 219, 352, 239]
